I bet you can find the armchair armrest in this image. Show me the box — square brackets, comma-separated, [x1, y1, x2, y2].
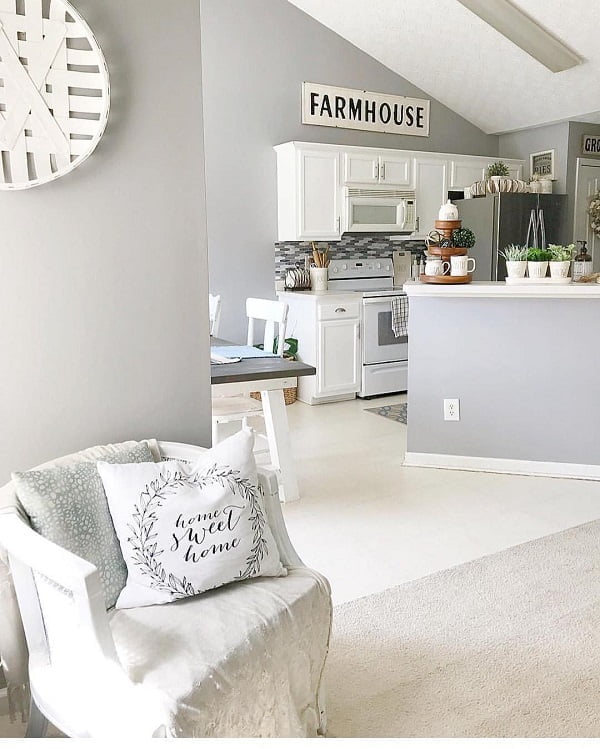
[256, 467, 303, 568]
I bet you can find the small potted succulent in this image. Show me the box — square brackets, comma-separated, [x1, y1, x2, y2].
[486, 161, 510, 181]
[451, 226, 476, 250]
[499, 244, 528, 278]
[548, 243, 574, 279]
[526, 247, 552, 278]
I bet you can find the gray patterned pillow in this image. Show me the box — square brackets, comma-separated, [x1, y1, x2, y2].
[12, 442, 154, 609]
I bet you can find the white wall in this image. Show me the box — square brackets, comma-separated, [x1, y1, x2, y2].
[201, 0, 499, 343]
[0, 0, 212, 482]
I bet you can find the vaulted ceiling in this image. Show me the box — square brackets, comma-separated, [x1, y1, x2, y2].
[286, 0, 600, 134]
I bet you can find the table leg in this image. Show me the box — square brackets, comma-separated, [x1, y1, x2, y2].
[260, 388, 300, 502]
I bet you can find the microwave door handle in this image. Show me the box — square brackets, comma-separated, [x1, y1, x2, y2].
[398, 200, 407, 230]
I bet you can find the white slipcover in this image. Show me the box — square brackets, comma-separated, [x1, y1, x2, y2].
[109, 567, 331, 737]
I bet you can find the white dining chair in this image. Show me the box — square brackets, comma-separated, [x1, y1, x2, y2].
[209, 294, 221, 337]
[211, 298, 289, 459]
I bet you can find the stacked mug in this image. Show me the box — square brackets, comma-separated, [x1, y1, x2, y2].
[424, 255, 476, 277]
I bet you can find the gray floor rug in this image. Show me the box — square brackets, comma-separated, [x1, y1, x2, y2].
[364, 402, 407, 424]
[325, 519, 600, 738]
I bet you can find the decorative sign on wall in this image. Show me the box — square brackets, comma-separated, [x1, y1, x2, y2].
[302, 82, 430, 137]
[582, 135, 600, 156]
[0, 0, 110, 190]
[529, 149, 555, 179]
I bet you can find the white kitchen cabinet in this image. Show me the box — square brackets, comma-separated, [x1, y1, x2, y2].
[274, 141, 525, 241]
[277, 291, 360, 404]
[344, 151, 412, 186]
[413, 157, 448, 238]
[449, 156, 524, 189]
[275, 143, 342, 241]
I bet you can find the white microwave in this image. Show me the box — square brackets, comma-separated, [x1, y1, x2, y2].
[345, 187, 417, 233]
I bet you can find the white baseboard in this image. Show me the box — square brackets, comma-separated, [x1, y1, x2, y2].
[403, 452, 600, 481]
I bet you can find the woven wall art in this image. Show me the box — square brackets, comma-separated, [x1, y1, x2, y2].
[0, 0, 109, 189]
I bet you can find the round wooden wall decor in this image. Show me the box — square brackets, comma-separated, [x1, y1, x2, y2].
[0, 0, 110, 189]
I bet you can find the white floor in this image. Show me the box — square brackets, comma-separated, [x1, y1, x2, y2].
[280, 393, 600, 605]
[3, 394, 600, 738]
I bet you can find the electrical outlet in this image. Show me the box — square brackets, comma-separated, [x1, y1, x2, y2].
[444, 398, 460, 421]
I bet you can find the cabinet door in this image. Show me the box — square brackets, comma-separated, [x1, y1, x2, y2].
[449, 158, 487, 189]
[317, 318, 360, 396]
[414, 157, 448, 237]
[344, 152, 379, 184]
[298, 149, 342, 240]
[506, 163, 523, 180]
[380, 155, 413, 186]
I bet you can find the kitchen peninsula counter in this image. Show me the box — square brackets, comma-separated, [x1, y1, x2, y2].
[403, 280, 600, 480]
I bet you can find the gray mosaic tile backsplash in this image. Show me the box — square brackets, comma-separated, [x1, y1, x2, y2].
[275, 235, 427, 279]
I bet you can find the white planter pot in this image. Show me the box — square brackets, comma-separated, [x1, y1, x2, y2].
[549, 260, 571, 278]
[539, 178, 553, 194]
[527, 260, 548, 278]
[505, 260, 527, 278]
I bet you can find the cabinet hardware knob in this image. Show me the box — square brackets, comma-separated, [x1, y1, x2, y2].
[335, 307, 346, 313]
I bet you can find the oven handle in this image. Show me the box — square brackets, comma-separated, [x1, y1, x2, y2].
[362, 295, 406, 305]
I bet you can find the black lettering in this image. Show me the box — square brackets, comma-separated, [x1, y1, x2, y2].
[405, 105, 414, 127]
[348, 98, 362, 120]
[320, 94, 333, 117]
[310, 92, 319, 116]
[334, 96, 346, 119]
[393, 104, 404, 125]
[416, 107, 425, 129]
[365, 99, 376, 122]
[379, 102, 391, 124]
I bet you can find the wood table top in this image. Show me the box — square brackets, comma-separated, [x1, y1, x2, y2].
[210, 338, 315, 385]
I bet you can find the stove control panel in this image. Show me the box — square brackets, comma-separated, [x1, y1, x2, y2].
[328, 258, 393, 279]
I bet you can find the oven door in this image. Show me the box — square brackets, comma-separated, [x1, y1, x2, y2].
[362, 296, 408, 365]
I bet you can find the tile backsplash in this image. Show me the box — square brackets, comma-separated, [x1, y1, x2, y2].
[275, 235, 427, 280]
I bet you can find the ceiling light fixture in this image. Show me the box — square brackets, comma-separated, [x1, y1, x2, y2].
[455, 0, 581, 73]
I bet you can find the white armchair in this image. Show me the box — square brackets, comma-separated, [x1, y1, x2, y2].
[0, 441, 332, 738]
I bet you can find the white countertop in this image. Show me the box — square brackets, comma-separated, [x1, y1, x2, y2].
[403, 280, 600, 298]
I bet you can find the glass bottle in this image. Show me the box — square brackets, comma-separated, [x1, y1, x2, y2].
[573, 240, 592, 281]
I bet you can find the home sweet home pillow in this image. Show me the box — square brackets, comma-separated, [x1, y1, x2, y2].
[97, 430, 285, 609]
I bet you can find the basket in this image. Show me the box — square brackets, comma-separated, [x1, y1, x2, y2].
[250, 387, 298, 405]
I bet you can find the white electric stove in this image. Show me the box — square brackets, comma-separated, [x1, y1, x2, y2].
[327, 259, 409, 398]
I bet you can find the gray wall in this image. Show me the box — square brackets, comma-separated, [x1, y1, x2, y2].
[407, 296, 600, 465]
[0, 0, 211, 482]
[498, 121, 570, 193]
[201, 0, 499, 343]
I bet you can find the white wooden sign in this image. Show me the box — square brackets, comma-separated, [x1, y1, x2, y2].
[302, 82, 430, 137]
[0, 0, 110, 190]
[582, 135, 600, 156]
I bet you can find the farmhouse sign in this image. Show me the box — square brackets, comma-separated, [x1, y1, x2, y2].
[582, 135, 600, 155]
[302, 82, 430, 137]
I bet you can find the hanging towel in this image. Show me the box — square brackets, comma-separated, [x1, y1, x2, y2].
[391, 296, 409, 338]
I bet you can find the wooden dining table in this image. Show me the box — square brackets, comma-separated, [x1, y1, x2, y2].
[211, 337, 316, 502]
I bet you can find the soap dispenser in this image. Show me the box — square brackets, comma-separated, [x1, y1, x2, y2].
[573, 240, 592, 281]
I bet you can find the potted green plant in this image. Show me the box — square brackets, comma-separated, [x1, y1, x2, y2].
[526, 247, 552, 278]
[451, 227, 476, 250]
[486, 161, 510, 181]
[499, 244, 528, 278]
[548, 243, 574, 279]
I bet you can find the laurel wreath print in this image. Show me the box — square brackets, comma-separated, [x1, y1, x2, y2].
[126, 464, 269, 598]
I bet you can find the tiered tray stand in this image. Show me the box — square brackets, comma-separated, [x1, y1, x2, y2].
[420, 219, 472, 285]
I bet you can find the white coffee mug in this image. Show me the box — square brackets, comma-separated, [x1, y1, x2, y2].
[425, 257, 450, 276]
[451, 256, 476, 276]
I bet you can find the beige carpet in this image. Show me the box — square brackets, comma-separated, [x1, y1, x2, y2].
[325, 519, 600, 738]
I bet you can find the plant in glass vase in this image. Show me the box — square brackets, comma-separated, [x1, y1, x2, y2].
[499, 244, 528, 278]
[548, 243, 574, 279]
[526, 247, 552, 278]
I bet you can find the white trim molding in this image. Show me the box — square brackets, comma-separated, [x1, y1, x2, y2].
[404, 452, 600, 482]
